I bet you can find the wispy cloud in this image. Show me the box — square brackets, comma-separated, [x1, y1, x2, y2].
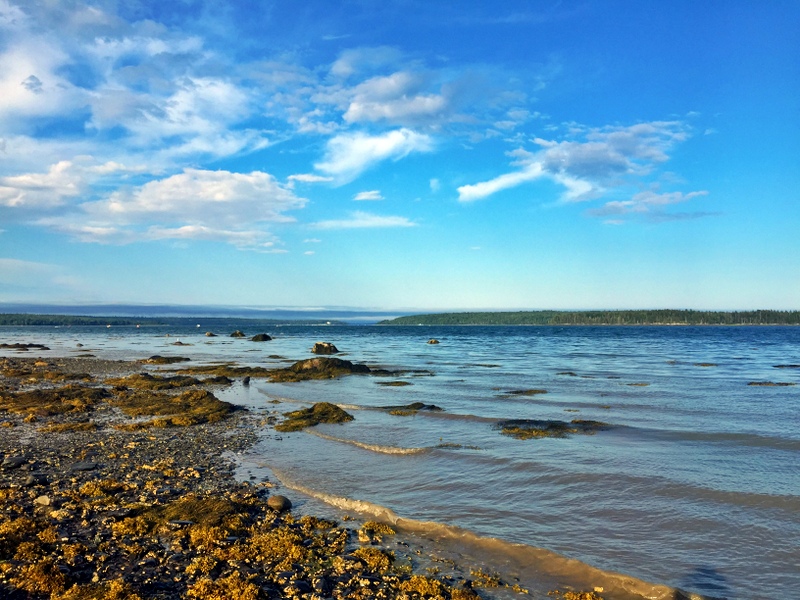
[587, 190, 711, 223]
[458, 120, 693, 207]
[312, 210, 416, 229]
[315, 128, 433, 183]
[354, 190, 383, 201]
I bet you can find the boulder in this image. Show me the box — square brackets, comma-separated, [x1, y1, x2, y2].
[311, 342, 339, 354]
[251, 334, 272, 342]
[267, 495, 292, 512]
[205, 332, 217, 337]
[427, 339, 440, 344]
[230, 330, 246, 338]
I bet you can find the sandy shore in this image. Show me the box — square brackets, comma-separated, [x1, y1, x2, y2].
[0, 354, 605, 600]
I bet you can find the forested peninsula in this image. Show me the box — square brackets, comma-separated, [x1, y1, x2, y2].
[381, 310, 800, 326]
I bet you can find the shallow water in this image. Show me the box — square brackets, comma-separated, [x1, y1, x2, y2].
[2, 324, 798, 599]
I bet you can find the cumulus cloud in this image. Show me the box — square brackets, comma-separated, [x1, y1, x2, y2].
[312, 211, 416, 229]
[315, 128, 433, 183]
[41, 169, 307, 249]
[342, 71, 450, 124]
[0, 161, 84, 208]
[353, 190, 383, 201]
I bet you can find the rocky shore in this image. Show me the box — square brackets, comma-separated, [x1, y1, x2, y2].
[0, 355, 602, 600]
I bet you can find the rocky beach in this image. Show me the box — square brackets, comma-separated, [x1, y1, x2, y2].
[0, 353, 600, 600]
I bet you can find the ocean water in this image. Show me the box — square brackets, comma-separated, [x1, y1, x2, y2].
[2, 324, 798, 599]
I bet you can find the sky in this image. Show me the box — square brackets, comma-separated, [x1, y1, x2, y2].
[0, 0, 798, 311]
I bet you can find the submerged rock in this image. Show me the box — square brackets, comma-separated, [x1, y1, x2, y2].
[427, 339, 440, 344]
[311, 342, 339, 354]
[275, 402, 354, 432]
[496, 419, 610, 439]
[230, 330, 246, 338]
[251, 333, 272, 342]
[381, 402, 443, 415]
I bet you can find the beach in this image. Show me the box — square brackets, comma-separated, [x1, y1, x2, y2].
[0, 353, 612, 600]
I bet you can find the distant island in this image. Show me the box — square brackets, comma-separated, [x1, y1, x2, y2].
[0, 314, 345, 327]
[380, 310, 800, 326]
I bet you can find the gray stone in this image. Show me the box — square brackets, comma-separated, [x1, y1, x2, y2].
[267, 494, 292, 512]
[2, 456, 27, 469]
[70, 461, 98, 471]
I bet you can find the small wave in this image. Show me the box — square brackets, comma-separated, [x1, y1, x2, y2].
[306, 430, 427, 455]
[265, 469, 697, 600]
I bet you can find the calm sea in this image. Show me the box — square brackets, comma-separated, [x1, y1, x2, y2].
[2, 324, 798, 599]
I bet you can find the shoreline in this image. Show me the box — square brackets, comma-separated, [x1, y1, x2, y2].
[0, 355, 599, 600]
[0, 354, 701, 600]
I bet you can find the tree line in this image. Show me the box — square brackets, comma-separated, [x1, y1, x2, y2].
[381, 310, 800, 326]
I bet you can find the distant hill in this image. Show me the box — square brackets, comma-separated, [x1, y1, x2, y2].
[380, 310, 800, 326]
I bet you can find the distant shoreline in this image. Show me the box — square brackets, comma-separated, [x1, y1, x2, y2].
[380, 309, 800, 326]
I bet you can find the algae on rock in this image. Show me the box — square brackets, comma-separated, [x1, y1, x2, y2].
[275, 402, 354, 432]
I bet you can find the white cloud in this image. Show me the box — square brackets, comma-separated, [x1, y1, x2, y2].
[287, 174, 334, 185]
[0, 161, 84, 208]
[458, 120, 692, 203]
[429, 178, 440, 192]
[315, 128, 433, 183]
[354, 190, 383, 201]
[312, 211, 416, 229]
[342, 71, 449, 124]
[41, 169, 307, 249]
[458, 162, 544, 202]
[0, 257, 54, 283]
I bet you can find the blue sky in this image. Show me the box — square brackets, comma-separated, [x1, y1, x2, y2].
[0, 0, 798, 311]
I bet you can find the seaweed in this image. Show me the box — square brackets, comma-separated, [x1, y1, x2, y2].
[0, 386, 110, 417]
[275, 402, 354, 432]
[106, 373, 204, 390]
[109, 389, 237, 428]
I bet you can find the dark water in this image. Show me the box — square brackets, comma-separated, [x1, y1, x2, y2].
[3, 324, 798, 599]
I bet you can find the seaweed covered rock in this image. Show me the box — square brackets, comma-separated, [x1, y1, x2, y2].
[230, 330, 246, 338]
[268, 357, 370, 383]
[275, 402, 354, 432]
[251, 333, 272, 342]
[381, 402, 443, 416]
[141, 355, 191, 365]
[311, 342, 339, 354]
[497, 419, 610, 439]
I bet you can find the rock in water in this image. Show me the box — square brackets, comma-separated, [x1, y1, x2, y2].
[251, 333, 272, 342]
[428, 339, 440, 344]
[267, 495, 292, 512]
[311, 342, 339, 354]
[230, 330, 246, 338]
